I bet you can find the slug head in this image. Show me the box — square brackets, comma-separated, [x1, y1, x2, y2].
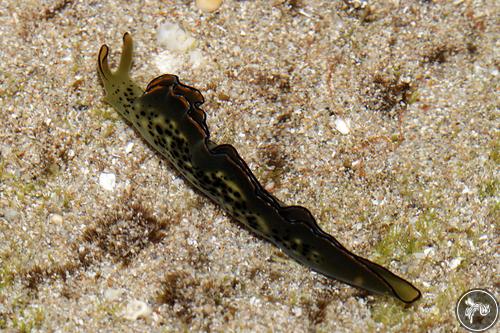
[97, 33, 144, 120]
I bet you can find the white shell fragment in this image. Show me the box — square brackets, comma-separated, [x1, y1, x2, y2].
[123, 300, 152, 321]
[155, 22, 204, 72]
[99, 172, 116, 191]
[334, 117, 351, 135]
[157, 22, 196, 52]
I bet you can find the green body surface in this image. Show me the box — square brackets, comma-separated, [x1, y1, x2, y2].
[97, 33, 421, 304]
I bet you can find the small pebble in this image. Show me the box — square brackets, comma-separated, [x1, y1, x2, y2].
[125, 142, 134, 154]
[414, 252, 426, 260]
[99, 172, 116, 191]
[292, 306, 302, 317]
[104, 288, 123, 301]
[423, 247, 435, 256]
[123, 300, 152, 321]
[3, 208, 19, 221]
[334, 117, 350, 135]
[48, 214, 63, 224]
[448, 257, 462, 270]
[196, 0, 223, 13]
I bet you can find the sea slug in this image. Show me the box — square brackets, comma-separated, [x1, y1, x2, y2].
[97, 33, 421, 303]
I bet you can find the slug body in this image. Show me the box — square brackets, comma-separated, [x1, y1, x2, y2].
[97, 33, 421, 303]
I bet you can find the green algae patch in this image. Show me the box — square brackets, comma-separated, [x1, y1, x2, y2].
[371, 301, 411, 327]
[479, 179, 498, 199]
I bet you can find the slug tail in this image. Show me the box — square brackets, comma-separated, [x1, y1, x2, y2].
[278, 206, 421, 303]
[356, 256, 422, 303]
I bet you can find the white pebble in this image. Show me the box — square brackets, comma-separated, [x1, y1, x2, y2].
[414, 252, 426, 260]
[415, 246, 435, 259]
[448, 257, 462, 270]
[264, 181, 275, 192]
[157, 22, 196, 52]
[103, 288, 123, 301]
[334, 117, 350, 135]
[125, 142, 134, 154]
[292, 306, 302, 316]
[123, 300, 152, 321]
[48, 214, 63, 224]
[423, 247, 435, 256]
[99, 172, 116, 191]
[3, 208, 19, 221]
[461, 185, 471, 194]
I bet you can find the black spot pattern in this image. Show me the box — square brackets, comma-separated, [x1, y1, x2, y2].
[142, 117, 258, 229]
[139, 107, 321, 252]
[111, 83, 143, 116]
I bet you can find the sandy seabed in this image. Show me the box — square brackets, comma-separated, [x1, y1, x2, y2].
[0, 0, 498, 332]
